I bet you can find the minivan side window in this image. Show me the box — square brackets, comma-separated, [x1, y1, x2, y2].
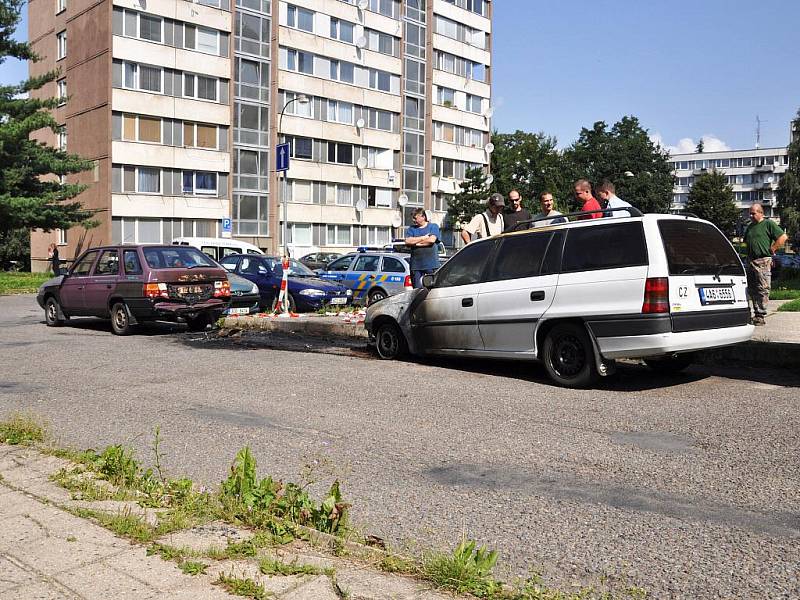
[435, 240, 496, 288]
[221, 247, 243, 258]
[561, 222, 647, 273]
[71, 250, 99, 276]
[489, 232, 553, 281]
[94, 249, 119, 275]
[201, 246, 218, 260]
[123, 249, 143, 275]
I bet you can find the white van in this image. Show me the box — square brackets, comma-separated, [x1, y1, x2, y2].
[172, 237, 264, 261]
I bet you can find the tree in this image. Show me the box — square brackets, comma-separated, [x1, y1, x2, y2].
[0, 0, 97, 269]
[686, 170, 739, 236]
[447, 167, 488, 227]
[777, 109, 800, 239]
[489, 130, 571, 212]
[563, 116, 674, 214]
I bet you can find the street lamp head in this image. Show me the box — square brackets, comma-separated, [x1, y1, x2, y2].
[623, 171, 635, 177]
[297, 94, 309, 104]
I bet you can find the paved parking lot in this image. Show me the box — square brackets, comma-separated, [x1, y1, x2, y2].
[2, 294, 799, 599]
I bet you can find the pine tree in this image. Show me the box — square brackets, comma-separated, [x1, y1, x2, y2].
[686, 170, 739, 236]
[446, 167, 489, 228]
[0, 0, 97, 268]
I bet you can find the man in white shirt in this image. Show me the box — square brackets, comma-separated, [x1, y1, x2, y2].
[596, 180, 633, 218]
[460, 193, 505, 244]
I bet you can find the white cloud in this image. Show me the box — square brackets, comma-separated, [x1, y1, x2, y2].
[650, 133, 731, 155]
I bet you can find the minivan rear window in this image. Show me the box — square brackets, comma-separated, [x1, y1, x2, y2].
[562, 222, 647, 272]
[143, 247, 217, 269]
[658, 220, 744, 276]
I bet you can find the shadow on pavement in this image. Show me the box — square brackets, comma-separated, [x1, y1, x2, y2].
[41, 318, 188, 337]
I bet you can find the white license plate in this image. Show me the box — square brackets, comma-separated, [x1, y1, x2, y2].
[699, 286, 734, 305]
[329, 297, 348, 305]
[228, 307, 251, 315]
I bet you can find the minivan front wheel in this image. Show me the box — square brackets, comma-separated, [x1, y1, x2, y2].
[110, 302, 134, 336]
[374, 321, 406, 360]
[542, 323, 597, 388]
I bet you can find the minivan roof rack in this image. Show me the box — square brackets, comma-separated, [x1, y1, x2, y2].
[510, 206, 643, 232]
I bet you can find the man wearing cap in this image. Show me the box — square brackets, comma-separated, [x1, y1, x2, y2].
[461, 193, 505, 244]
[404, 207, 441, 289]
[503, 189, 532, 232]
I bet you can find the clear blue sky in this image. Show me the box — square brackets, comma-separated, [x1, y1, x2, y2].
[3, 1, 798, 152]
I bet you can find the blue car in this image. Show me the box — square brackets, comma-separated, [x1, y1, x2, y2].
[219, 254, 352, 312]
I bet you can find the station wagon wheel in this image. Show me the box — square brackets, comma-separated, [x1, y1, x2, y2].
[644, 353, 694, 374]
[375, 321, 407, 360]
[44, 297, 65, 327]
[110, 302, 133, 336]
[542, 323, 597, 388]
[368, 288, 387, 305]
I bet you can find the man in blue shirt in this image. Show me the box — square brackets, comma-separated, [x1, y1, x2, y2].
[404, 207, 441, 289]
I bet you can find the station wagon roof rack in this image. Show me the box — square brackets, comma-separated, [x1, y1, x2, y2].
[510, 206, 644, 232]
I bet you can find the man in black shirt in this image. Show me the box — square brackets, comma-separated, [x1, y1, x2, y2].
[504, 189, 531, 232]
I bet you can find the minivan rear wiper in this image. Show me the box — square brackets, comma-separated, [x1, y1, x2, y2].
[714, 262, 740, 279]
[679, 267, 698, 274]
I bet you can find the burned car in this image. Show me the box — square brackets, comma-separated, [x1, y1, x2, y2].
[37, 244, 231, 335]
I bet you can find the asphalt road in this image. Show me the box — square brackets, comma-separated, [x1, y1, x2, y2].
[2, 294, 799, 599]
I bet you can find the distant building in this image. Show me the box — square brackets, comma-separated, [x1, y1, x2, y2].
[29, 0, 493, 269]
[669, 147, 788, 221]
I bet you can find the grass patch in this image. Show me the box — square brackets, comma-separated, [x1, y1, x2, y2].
[74, 507, 158, 543]
[0, 272, 52, 295]
[258, 556, 331, 577]
[180, 560, 209, 576]
[379, 554, 417, 575]
[0, 412, 48, 445]
[215, 574, 270, 599]
[423, 539, 502, 598]
[777, 298, 800, 312]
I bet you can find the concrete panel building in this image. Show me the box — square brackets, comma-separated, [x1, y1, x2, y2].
[30, 0, 492, 268]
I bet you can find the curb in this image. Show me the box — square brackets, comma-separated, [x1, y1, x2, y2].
[223, 314, 368, 339]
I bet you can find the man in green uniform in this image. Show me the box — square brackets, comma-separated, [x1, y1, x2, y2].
[744, 203, 787, 325]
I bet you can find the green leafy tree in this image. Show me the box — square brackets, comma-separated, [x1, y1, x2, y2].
[777, 109, 800, 239]
[563, 116, 674, 214]
[447, 166, 488, 227]
[0, 0, 97, 268]
[686, 170, 739, 236]
[489, 130, 571, 212]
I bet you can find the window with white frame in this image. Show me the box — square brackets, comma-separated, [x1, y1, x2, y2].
[368, 68, 391, 92]
[122, 166, 161, 193]
[330, 60, 354, 83]
[367, 29, 396, 56]
[366, 187, 392, 208]
[283, 91, 312, 117]
[183, 73, 217, 101]
[57, 79, 67, 105]
[292, 180, 312, 203]
[367, 147, 392, 169]
[183, 122, 217, 149]
[57, 129, 67, 151]
[330, 18, 354, 43]
[234, 194, 268, 236]
[465, 93, 482, 113]
[286, 4, 314, 32]
[286, 49, 314, 74]
[326, 224, 352, 246]
[57, 228, 68, 245]
[195, 27, 219, 54]
[368, 0, 398, 19]
[122, 114, 161, 143]
[327, 100, 353, 124]
[364, 226, 390, 246]
[56, 0, 66, 13]
[437, 86, 455, 106]
[56, 31, 67, 60]
[327, 142, 353, 165]
[182, 171, 218, 195]
[123, 62, 162, 93]
[365, 108, 393, 131]
[290, 223, 312, 246]
[335, 184, 352, 206]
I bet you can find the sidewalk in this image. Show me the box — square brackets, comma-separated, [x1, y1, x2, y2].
[0, 445, 455, 600]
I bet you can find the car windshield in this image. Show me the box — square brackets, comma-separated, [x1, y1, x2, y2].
[270, 258, 317, 277]
[658, 220, 744, 276]
[143, 247, 218, 269]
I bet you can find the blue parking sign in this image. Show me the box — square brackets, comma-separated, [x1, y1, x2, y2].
[222, 218, 232, 233]
[276, 142, 290, 172]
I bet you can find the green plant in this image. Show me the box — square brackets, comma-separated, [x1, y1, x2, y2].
[74, 507, 157, 543]
[379, 554, 417, 574]
[180, 561, 208, 576]
[0, 412, 48, 444]
[258, 556, 327, 577]
[777, 298, 800, 312]
[423, 539, 501, 597]
[215, 574, 269, 599]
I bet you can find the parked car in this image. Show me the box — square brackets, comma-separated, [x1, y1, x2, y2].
[365, 211, 754, 388]
[385, 239, 451, 267]
[224, 272, 261, 316]
[771, 253, 800, 279]
[299, 252, 342, 271]
[317, 250, 412, 305]
[37, 244, 231, 335]
[172, 237, 264, 261]
[219, 254, 351, 312]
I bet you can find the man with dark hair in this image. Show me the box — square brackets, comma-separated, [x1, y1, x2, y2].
[531, 192, 566, 227]
[744, 203, 787, 325]
[461, 193, 505, 244]
[596, 180, 633, 218]
[504, 189, 531, 231]
[574, 179, 602, 219]
[404, 207, 441, 289]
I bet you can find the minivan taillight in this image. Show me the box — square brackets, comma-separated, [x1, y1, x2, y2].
[403, 275, 412, 289]
[213, 280, 231, 298]
[144, 282, 169, 299]
[642, 277, 669, 314]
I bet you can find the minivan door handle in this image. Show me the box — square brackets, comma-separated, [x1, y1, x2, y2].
[462, 297, 473, 307]
[530, 291, 545, 301]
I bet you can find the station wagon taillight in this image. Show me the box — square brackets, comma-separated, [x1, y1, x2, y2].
[642, 277, 669, 314]
[213, 280, 231, 298]
[144, 283, 168, 299]
[403, 275, 412, 289]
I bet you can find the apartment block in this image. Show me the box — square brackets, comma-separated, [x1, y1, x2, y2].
[669, 147, 788, 220]
[30, 0, 492, 266]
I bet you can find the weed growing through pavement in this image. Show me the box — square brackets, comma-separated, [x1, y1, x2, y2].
[215, 573, 270, 599]
[423, 538, 502, 597]
[258, 556, 333, 577]
[180, 561, 209, 576]
[0, 412, 48, 445]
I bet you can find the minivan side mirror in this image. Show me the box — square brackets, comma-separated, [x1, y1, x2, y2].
[421, 274, 435, 288]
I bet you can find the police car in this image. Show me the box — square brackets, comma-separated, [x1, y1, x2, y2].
[318, 249, 412, 305]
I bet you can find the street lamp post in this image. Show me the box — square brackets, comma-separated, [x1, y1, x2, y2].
[277, 94, 309, 260]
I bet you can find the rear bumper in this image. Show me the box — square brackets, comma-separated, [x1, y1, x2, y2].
[596, 324, 755, 359]
[128, 298, 228, 321]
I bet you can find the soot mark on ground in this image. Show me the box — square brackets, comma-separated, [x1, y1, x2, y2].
[178, 329, 374, 359]
[0, 382, 35, 394]
[610, 431, 697, 454]
[189, 405, 338, 439]
[425, 463, 800, 538]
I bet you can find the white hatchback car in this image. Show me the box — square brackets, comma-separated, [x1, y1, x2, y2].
[364, 210, 753, 387]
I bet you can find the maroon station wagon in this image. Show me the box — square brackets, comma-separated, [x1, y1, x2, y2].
[36, 244, 231, 335]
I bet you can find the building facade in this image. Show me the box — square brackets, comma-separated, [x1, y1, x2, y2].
[669, 147, 788, 221]
[29, 0, 492, 268]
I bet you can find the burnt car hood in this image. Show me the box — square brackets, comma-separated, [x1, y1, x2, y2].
[364, 288, 427, 354]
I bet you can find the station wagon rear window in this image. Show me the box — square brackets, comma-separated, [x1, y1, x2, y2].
[658, 220, 744, 276]
[561, 222, 647, 272]
[143, 247, 217, 269]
